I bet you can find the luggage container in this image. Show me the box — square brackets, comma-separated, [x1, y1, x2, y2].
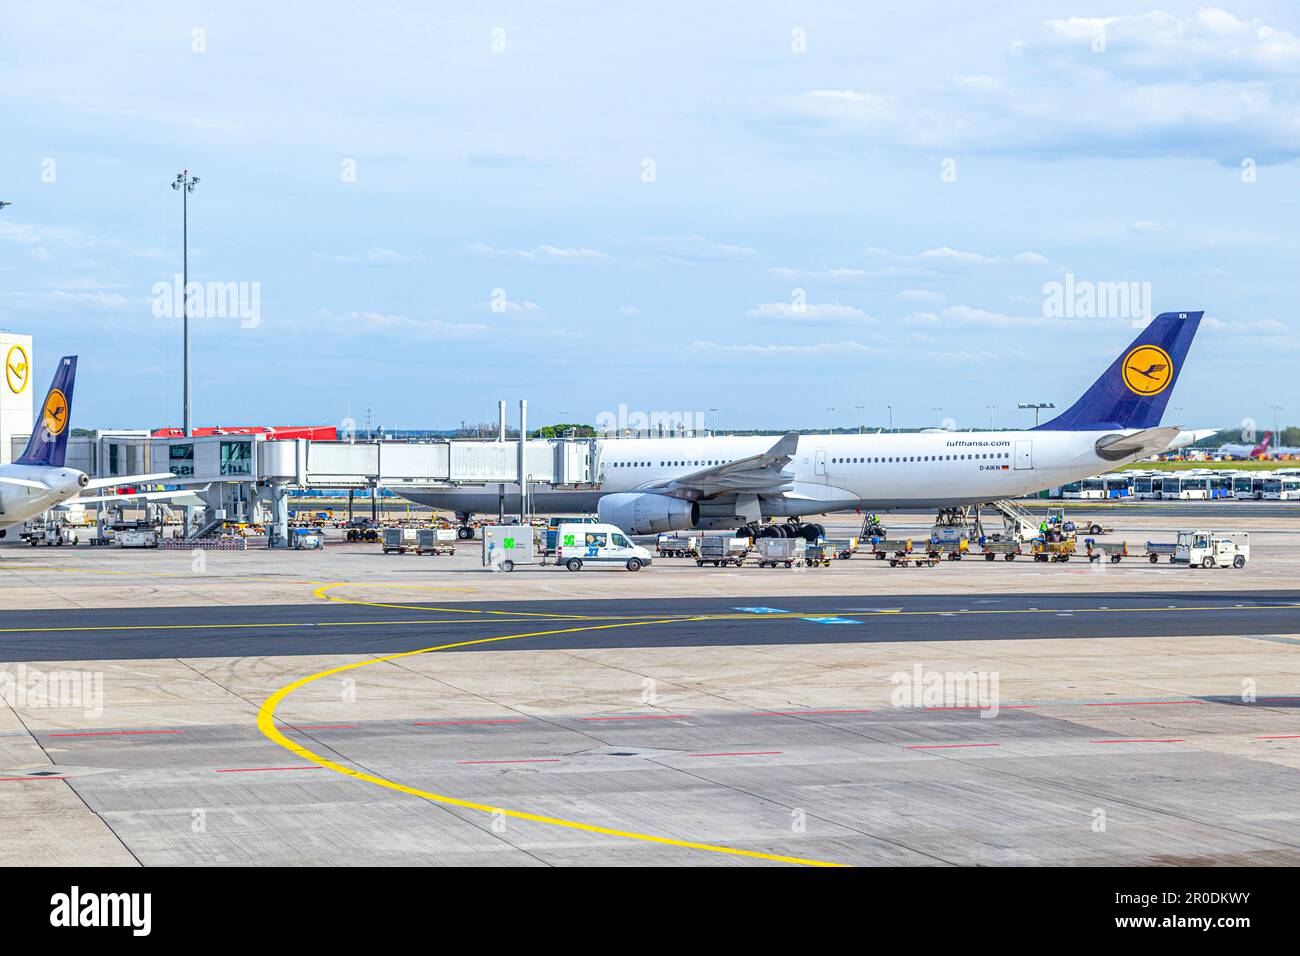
[1145, 540, 1178, 563]
[656, 533, 700, 558]
[753, 537, 805, 568]
[482, 525, 538, 571]
[822, 536, 859, 559]
[417, 528, 457, 555]
[696, 535, 747, 567]
[1031, 537, 1076, 562]
[980, 539, 1022, 561]
[1084, 539, 1131, 563]
[381, 527, 419, 554]
[803, 543, 833, 568]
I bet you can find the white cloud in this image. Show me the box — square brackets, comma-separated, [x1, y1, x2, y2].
[766, 266, 866, 281]
[465, 242, 609, 265]
[316, 247, 423, 265]
[634, 235, 759, 262]
[747, 301, 874, 323]
[690, 339, 882, 355]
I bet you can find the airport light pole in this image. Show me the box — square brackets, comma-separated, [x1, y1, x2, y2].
[708, 407, 718, 436]
[1271, 404, 1283, 436]
[932, 407, 943, 428]
[854, 404, 865, 434]
[825, 407, 835, 434]
[887, 404, 893, 432]
[1018, 402, 1054, 427]
[171, 170, 200, 437]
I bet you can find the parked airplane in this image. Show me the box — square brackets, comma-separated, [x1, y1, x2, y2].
[1216, 432, 1299, 460]
[0, 356, 179, 539]
[401, 312, 1204, 536]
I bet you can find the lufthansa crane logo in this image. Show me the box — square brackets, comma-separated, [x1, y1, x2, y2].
[43, 388, 69, 436]
[1121, 345, 1173, 396]
[5, 344, 29, 394]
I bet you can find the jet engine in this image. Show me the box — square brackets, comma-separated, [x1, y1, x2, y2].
[597, 493, 699, 534]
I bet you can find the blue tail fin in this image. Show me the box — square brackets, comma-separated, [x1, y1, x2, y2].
[1037, 312, 1202, 431]
[16, 355, 77, 467]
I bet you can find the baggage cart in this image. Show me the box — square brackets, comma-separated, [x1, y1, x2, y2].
[696, 535, 747, 567]
[753, 537, 805, 568]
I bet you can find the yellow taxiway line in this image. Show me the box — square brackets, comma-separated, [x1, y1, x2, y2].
[256, 617, 846, 868]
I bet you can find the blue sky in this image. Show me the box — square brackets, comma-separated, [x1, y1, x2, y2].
[2, 1, 1299, 434]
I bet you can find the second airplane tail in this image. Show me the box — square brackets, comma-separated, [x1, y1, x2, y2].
[15, 355, 77, 467]
[1037, 312, 1202, 431]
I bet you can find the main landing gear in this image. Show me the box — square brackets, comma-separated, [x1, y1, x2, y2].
[455, 513, 477, 540]
[735, 520, 825, 542]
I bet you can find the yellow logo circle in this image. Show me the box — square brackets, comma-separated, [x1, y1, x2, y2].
[1121, 345, 1173, 396]
[43, 388, 69, 436]
[5, 344, 29, 394]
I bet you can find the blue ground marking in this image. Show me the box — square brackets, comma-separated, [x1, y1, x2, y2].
[733, 607, 861, 625]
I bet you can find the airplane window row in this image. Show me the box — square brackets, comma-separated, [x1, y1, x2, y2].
[609, 460, 731, 468]
[831, 453, 1010, 463]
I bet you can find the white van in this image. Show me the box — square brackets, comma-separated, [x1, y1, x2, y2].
[555, 522, 654, 572]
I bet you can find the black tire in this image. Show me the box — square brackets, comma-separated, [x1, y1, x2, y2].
[1111, 555, 1121, 564]
[1149, 554, 1158, 563]
[626, 558, 642, 572]
[696, 559, 704, 567]
[1233, 555, 1245, 569]
[1005, 553, 1015, 561]
[985, 553, 995, 562]
[566, 558, 582, 572]
[501, 559, 514, 573]
[1201, 556, 1213, 569]
[456, 526, 471, 540]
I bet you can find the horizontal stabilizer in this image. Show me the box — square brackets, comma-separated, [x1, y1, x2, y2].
[82, 472, 175, 491]
[1096, 426, 1183, 460]
[0, 475, 52, 491]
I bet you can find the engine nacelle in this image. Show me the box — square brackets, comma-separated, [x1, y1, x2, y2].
[597, 493, 699, 535]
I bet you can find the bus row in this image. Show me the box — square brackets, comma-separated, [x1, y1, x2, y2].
[1052, 470, 1300, 501]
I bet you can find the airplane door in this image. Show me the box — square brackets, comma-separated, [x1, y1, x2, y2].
[815, 449, 827, 477]
[1014, 440, 1033, 470]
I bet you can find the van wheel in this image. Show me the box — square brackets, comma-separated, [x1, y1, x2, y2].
[501, 559, 514, 572]
[1233, 555, 1246, 569]
[1201, 556, 1214, 569]
[626, 558, 642, 572]
[566, 558, 582, 572]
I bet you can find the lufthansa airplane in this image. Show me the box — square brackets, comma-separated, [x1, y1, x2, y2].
[402, 312, 1204, 536]
[0, 356, 180, 540]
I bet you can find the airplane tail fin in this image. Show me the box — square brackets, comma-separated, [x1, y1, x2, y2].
[1255, 432, 1273, 456]
[16, 355, 77, 467]
[1037, 312, 1202, 431]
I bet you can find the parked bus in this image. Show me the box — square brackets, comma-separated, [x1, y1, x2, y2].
[1262, 476, 1300, 500]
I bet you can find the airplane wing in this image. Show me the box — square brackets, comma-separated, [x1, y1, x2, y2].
[634, 431, 799, 500]
[75, 486, 207, 506]
[0, 476, 51, 490]
[82, 472, 174, 491]
[1097, 426, 1184, 459]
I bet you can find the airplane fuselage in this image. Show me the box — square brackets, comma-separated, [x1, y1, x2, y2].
[401, 430, 1139, 523]
[0, 464, 88, 535]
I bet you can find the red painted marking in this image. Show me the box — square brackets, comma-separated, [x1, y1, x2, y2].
[921, 705, 1037, 711]
[1085, 700, 1203, 707]
[414, 719, 527, 726]
[0, 776, 67, 782]
[579, 714, 688, 721]
[1256, 735, 1300, 740]
[456, 758, 561, 765]
[906, 743, 1000, 750]
[278, 724, 357, 731]
[1091, 738, 1185, 744]
[48, 729, 183, 737]
[687, 751, 783, 757]
[754, 709, 872, 716]
[214, 766, 321, 773]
